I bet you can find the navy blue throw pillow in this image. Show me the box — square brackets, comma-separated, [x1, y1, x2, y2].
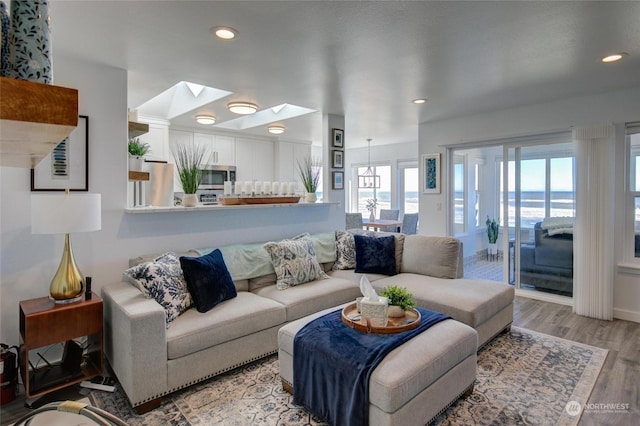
[353, 235, 397, 276]
[179, 249, 237, 313]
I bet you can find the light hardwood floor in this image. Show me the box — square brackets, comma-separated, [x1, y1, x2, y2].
[1, 296, 638, 425]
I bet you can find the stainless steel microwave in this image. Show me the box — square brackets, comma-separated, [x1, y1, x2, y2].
[199, 165, 236, 190]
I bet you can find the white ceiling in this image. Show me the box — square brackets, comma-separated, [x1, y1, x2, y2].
[49, 1, 640, 148]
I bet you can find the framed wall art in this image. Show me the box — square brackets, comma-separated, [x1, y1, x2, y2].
[31, 115, 89, 191]
[332, 149, 344, 168]
[332, 171, 344, 190]
[332, 128, 344, 148]
[422, 152, 440, 194]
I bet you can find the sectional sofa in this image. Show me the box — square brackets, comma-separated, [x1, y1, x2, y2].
[101, 230, 514, 413]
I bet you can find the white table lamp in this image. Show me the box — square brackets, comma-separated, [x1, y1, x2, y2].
[31, 191, 101, 304]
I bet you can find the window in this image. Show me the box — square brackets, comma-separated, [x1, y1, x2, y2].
[355, 165, 391, 215]
[453, 155, 465, 235]
[399, 162, 419, 214]
[627, 122, 640, 258]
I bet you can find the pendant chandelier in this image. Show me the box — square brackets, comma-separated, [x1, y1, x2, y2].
[358, 138, 380, 188]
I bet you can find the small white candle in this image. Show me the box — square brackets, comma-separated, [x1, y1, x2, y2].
[244, 181, 253, 195]
[272, 182, 280, 195]
[264, 181, 272, 195]
[234, 181, 242, 195]
[281, 182, 289, 195]
[289, 182, 297, 195]
[255, 181, 262, 195]
[223, 181, 232, 196]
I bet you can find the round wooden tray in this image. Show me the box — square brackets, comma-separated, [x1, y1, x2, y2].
[341, 302, 421, 334]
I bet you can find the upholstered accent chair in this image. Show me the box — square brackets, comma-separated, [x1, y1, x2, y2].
[402, 213, 419, 235]
[379, 209, 400, 220]
[345, 213, 364, 230]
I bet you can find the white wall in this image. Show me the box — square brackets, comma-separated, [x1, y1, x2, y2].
[0, 58, 342, 345]
[419, 85, 640, 322]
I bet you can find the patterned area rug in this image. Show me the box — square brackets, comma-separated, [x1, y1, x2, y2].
[90, 327, 607, 425]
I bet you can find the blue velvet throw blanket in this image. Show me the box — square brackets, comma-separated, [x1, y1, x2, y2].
[293, 307, 450, 426]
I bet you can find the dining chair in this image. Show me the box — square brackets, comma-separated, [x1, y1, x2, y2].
[379, 209, 400, 220]
[345, 213, 364, 230]
[401, 213, 419, 235]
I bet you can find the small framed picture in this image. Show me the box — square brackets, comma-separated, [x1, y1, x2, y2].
[31, 115, 89, 191]
[422, 152, 440, 194]
[332, 150, 344, 168]
[332, 171, 344, 190]
[332, 128, 344, 148]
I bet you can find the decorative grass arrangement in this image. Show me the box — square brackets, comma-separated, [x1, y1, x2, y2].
[128, 138, 150, 156]
[297, 157, 321, 193]
[171, 142, 210, 194]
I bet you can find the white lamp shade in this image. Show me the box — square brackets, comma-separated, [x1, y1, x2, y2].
[31, 193, 102, 234]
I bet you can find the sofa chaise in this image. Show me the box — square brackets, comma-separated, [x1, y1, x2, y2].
[101, 231, 514, 414]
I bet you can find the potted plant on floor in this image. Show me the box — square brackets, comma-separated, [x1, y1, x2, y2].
[380, 285, 416, 318]
[297, 157, 321, 203]
[171, 141, 210, 207]
[128, 138, 150, 171]
[486, 216, 500, 257]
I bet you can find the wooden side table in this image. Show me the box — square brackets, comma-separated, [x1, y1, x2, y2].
[19, 294, 103, 400]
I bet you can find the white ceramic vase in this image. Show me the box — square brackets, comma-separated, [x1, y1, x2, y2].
[128, 155, 144, 172]
[387, 305, 405, 318]
[305, 192, 317, 203]
[369, 211, 376, 222]
[182, 193, 198, 207]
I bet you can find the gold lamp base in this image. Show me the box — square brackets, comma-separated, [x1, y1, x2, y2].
[50, 233, 85, 304]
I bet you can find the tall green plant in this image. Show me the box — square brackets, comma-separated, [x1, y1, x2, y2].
[171, 142, 210, 194]
[297, 157, 321, 193]
[486, 216, 499, 244]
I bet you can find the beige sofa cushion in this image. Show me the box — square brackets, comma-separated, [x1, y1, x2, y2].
[166, 292, 286, 359]
[373, 274, 514, 328]
[401, 235, 462, 279]
[253, 277, 360, 322]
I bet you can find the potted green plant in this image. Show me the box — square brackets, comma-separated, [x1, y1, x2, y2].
[297, 157, 321, 203]
[380, 285, 416, 317]
[486, 216, 500, 257]
[171, 141, 210, 207]
[128, 138, 151, 171]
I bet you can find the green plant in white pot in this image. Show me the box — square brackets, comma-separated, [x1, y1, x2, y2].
[297, 157, 321, 203]
[171, 141, 210, 207]
[128, 138, 150, 171]
[486, 216, 500, 257]
[380, 285, 416, 318]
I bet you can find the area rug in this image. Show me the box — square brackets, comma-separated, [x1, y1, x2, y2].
[89, 327, 607, 425]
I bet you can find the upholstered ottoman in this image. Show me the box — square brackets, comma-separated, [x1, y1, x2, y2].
[278, 305, 478, 426]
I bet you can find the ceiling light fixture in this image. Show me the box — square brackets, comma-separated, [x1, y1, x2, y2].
[228, 102, 258, 115]
[601, 52, 627, 63]
[195, 114, 216, 125]
[358, 139, 380, 188]
[412, 98, 427, 104]
[211, 26, 238, 40]
[268, 125, 285, 135]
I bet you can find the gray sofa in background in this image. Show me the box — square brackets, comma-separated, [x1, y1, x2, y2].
[101, 231, 514, 413]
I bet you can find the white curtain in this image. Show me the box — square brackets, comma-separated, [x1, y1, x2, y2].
[573, 125, 615, 320]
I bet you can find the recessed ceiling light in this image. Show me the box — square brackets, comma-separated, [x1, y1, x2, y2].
[195, 114, 216, 125]
[211, 26, 238, 40]
[412, 98, 427, 104]
[228, 102, 258, 115]
[601, 52, 627, 63]
[268, 125, 285, 135]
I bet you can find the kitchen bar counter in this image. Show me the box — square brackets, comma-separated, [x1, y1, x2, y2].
[124, 201, 336, 214]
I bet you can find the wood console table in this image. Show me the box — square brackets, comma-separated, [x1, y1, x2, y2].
[19, 294, 103, 400]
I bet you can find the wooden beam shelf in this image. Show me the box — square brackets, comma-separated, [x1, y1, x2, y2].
[0, 77, 78, 168]
[128, 121, 149, 138]
[128, 171, 150, 181]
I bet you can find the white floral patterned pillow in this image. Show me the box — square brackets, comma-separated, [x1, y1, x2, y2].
[264, 234, 329, 290]
[123, 252, 193, 326]
[333, 230, 356, 270]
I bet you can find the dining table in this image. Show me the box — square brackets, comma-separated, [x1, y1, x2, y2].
[362, 218, 403, 232]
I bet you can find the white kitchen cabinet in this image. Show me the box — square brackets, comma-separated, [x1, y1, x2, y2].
[137, 116, 170, 162]
[277, 140, 311, 182]
[235, 138, 274, 182]
[194, 132, 236, 165]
